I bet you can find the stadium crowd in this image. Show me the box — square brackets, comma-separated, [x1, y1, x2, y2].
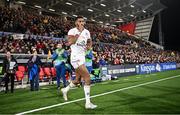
[0, 6, 180, 95]
[0, 34, 180, 66]
[93, 43, 180, 66]
[0, 6, 180, 67]
[0, 6, 142, 43]
[0, 7, 70, 37]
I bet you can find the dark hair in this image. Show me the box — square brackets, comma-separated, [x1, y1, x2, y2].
[75, 16, 84, 21]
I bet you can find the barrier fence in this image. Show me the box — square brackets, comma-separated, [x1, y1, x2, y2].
[100, 62, 177, 78]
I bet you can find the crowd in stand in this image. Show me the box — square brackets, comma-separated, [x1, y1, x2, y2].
[0, 7, 71, 38]
[0, 6, 180, 66]
[0, 35, 62, 54]
[93, 42, 180, 66]
[1, 34, 180, 67]
[0, 6, 134, 43]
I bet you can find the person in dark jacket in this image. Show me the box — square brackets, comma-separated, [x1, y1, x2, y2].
[2, 51, 18, 93]
[28, 48, 42, 91]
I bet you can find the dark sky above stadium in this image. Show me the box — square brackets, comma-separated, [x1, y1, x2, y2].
[160, 0, 180, 51]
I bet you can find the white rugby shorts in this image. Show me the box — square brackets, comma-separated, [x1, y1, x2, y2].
[70, 55, 85, 69]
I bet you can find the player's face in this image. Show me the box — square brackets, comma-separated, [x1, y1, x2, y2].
[76, 18, 85, 28]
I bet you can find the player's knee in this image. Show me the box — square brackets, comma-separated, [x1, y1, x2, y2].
[73, 80, 80, 85]
[84, 81, 91, 85]
[84, 76, 91, 85]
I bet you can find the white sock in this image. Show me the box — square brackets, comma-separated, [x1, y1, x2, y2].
[64, 82, 76, 92]
[84, 85, 91, 104]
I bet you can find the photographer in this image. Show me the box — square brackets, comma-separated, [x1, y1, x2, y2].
[2, 51, 18, 93]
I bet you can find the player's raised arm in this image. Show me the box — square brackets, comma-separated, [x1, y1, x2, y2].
[67, 16, 85, 46]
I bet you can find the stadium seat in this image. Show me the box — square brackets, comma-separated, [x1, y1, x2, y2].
[43, 67, 51, 79]
[51, 67, 56, 78]
[65, 71, 69, 80]
[15, 71, 24, 81]
[39, 68, 45, 80]
[18, 66, 26, 73]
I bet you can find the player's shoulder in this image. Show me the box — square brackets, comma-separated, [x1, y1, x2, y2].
[69, 28, 77, 32]
[84, 28, 90, 32]
[84, 29, 90, 35]
[68, 28, 77, 35]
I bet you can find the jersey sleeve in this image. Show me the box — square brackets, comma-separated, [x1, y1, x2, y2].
[68, 29, 75, 36]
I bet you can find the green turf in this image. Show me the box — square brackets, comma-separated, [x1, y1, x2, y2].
[0, 69, 180, 114]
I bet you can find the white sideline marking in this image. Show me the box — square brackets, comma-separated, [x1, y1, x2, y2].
[41, 88, 50, 90]
[112, 80, 120, 82]
[124, 78, 129, 80]
[100, 82, 108, 84]
[152, 74, 157, 76]
[16, 75, 180, 115]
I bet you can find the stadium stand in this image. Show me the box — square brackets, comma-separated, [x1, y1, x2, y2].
[0, 5, 180, 89]
[1, 0, 180, 114]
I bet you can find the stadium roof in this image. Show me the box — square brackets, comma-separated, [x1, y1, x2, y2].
[14, 0, 166, 25]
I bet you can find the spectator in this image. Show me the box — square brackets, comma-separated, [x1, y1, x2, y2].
[51, 43, 68, 89]
[2, 51, 18, 93]
[28, 48, 42, 91]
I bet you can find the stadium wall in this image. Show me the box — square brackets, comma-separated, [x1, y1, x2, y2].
[100, 62, 177, 79]
[137, 62, 177, 74]
[176, 63, 180, 69]
[100, 64, 136, 78]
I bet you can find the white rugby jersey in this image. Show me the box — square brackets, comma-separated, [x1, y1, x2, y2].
[68, 27, 91, 56]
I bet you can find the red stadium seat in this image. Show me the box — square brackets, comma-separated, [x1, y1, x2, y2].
[51, 67, 56, 78]
[43, 67, 51, 78]
[18, 66, 26, 73]
[39, 68, 44, 80]
[65, 71, 70, 80]
[15, 71, 24, 81]
[18, 66, 28, 82]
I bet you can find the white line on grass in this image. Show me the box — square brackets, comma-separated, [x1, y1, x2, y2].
[112, 80, 120, 82]
[100, 82, 108, 84]
[16, 74, 180, 115]
[152, 74, 157, 76]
